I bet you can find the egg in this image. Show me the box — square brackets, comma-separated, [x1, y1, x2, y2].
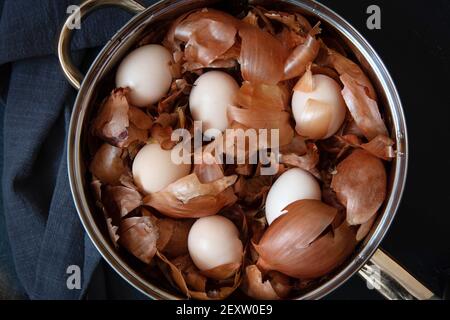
[189, 71, 239, 138]
[292, 74, 347, 139]
[188, 215, 243, 271]
[132, 143, 191, 194]
[265, 168, 321, 225]
[116, 44, 173, 107]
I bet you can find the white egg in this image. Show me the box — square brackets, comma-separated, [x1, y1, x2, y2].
[189, 71, 239, 138]
[292, 74, 347, 139]
[116, 44, 173, 107]
[132, 143, 191, 194]
[188, 215, 243, 271]
[265, 168, 321, 225]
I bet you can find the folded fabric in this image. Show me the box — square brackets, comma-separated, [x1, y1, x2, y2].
[0, 0, 156, 299]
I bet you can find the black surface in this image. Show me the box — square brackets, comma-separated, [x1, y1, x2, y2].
[316, 0, 450, 299]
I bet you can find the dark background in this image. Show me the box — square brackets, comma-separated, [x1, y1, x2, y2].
[319, 0, 450, 299]
[1, 0, 449, 300]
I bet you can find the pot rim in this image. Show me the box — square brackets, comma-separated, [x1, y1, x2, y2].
[67, 0, 408, 300]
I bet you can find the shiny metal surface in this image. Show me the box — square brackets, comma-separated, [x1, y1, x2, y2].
[58, 0, 146, 89]
[359, 249, 437, 300]
[60, 0, 431, 300]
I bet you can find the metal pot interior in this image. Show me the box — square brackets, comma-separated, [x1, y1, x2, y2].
[68, 0, 408, 299]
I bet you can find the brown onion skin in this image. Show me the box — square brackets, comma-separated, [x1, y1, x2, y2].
[156, 218, 193, 258]
[324, 48, 377, 101]
[356, 214, 377, 242]
[255, 200, 351, 279]
[340, 73, 388, 140]
[89, 143, 126, 185]
[256, 221, 357, 279]
[331, 149, 387, 225]
[86, 6, 396, 298]
[119, 217, 158, 264]
[128, 106, 153, 130]
[143, 174, 238, 219]
[92, 88, 129, 146]
[338, 134, 395, 161]
[361, 135, 395, 160]
[104, 185, 142, 218]
[239, 24, 288, 85]
[241, 265, 291, 300]
[283, 29, 320, 80]
[173, 9, 240, 65]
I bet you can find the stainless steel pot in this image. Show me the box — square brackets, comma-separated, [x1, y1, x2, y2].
[59, 0, 437, 300]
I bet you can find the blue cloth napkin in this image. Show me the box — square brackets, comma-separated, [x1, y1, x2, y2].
[0, 0, 156, 300]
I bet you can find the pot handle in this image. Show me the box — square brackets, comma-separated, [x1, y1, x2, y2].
[58, 0, 146, 90]
[358, 248, 439, 300]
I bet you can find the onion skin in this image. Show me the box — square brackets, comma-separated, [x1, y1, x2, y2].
[324, 48, 377, 100]
[170, 254, 207, 292]
[183, 56, 237, 72]
[293, 65, 314, 92]
[119, 216, 158, 264]
[236, 82, 290, 111]
[242, 11, 259, 27]
[157, 79, 190, 114]
[234, 174, 273, 207]
[105, 217, 119, 248]
[283, 25, 321, 80]
[143, 173, 238, 218]
[361, 135, 395, 160]
[92, 89, 151, 148]
[227, 105, 294, 147]
[239, 24, 288, 85]
[156, 218, 193, 258]
[338, 134, 395, 161]
[242, 265, 291, 300]
[119, 124, 148, 148]
[228, 81, 294, 148]
[280, 141, 320, 178]
[311, 64, 340, 82]
[92, 88, 130, 146]
[341, 74, 388, 140]
[292, 68, 347, 140]
[89, 143, 126, 185]
[258, 200, 337, 249]
[157, 252, 242, 300]
[295, 99, 333, 139]
[264, 11, 312, 34]
[128, 106, 153, 130]
[201, 262, 241, 281]
[356, 214, 377, 242]
[257, 220, 357, 279]
[255, 200, 343, 279]
[193, 153, 237, 216]
[86, 6, 397, 298]
[173, 9, 239, 66]
[193, 152, 225, 183]
[343, 118, 366, 137]
[277, 27, 305, 50]
[331, 149, 387, 225]
[280, 134, 307, 155]
[104, 185, 142, 218]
